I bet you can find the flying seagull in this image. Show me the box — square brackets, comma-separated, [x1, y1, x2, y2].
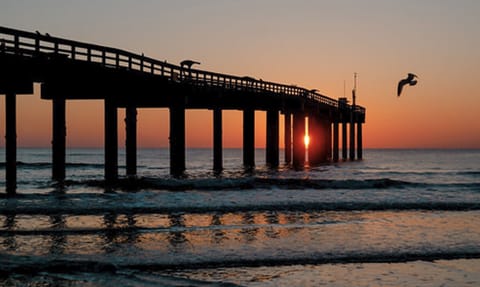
[397, 73, 418, 97]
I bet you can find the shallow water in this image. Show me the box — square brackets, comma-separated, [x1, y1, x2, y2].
[1, 148, 480, 286]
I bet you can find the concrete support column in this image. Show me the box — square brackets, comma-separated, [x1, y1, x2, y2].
[243, 109, 255, 168]
[333, 121, 339, 161]
[284, 113, 292, 164]
[357, 122, 363, 159]
[349, 120, 355, 160]
[169, 104, 186, 176]
[326, 121, 332, 160]
[292, 113, 305, 168]
[308, 116, 320, 165]
[213, 108, 222, 171]
[52, 98, 66, 182]
[5, 92, 16, 194]
[342, 121, 348, 160]
[308, 116, 329, 165]
[104, 98, 118, 183]
[266, 109, 279, 167]
[125, 105, 137, 177]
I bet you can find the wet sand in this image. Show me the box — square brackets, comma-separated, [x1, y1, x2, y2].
[170, 259, 480, 286]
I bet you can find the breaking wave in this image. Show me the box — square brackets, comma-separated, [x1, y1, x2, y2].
[57, 176, 480, 192]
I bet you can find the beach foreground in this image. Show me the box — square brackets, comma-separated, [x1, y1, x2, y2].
[1, 148, 479, 286]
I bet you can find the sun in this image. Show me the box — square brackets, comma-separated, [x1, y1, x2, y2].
[304, 135, 310, 148]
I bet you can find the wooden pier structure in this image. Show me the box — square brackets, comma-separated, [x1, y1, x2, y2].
[0, 26, 365, 194]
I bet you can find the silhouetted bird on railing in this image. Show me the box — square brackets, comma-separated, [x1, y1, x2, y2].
[180, 60, 200, 69]
[397, 73, 418, 97]
[180, 60, 200, 80]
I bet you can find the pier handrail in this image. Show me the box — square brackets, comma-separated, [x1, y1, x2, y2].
[0, 26, 365, 115]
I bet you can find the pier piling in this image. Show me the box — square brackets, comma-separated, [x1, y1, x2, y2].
[52, 98, 66, 182]
[349, 121, 355, 160]
[5, 92, 16, 194]
[342, 121, 348, 160]
[333, 120, 339, 161]
[125, 105, 137, 177]
[357, 122, 363, 159]
[292, 113, 305, 167]
[284, 113, 292, 164]
[266, 109, 279, 167]
[105, 98, 118, 183]
[213, 108, 223, 171]
[169, 104, 186, 176]
[243, 109, 255, 168]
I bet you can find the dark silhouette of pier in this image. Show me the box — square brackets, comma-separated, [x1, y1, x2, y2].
[0, 26, 365, 194]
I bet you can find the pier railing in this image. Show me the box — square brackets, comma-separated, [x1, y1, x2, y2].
[0, 26, 365, 115]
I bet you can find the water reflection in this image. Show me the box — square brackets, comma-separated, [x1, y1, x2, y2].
[264, 211, 280, 239]
[101, 213, 138, 254]
[49, 214, 66, 255]
[210, 214, 226, 244]
[0, 210, 324, 256]
[0, 211, 305, 255]
[167, 213, 190, 250]
[3, 214, 17, 251]
[240, 212, 258, 243]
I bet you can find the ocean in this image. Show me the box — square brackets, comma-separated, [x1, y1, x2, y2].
[1, 148, 480, 286]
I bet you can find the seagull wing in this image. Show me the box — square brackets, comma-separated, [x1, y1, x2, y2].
[397, 79, 409, 97]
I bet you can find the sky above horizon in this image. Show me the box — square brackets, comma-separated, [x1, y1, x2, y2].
[1, 0, 479, 149]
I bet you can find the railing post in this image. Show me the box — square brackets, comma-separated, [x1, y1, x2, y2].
[14, 35, 19, 55]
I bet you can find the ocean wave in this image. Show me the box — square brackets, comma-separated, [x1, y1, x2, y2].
[56, 176, 480, 192]
[1, 201, 479, 215]
[2, 251, 480, 274]
[457, 171, 480, 175]
[0, 161, 107, 169]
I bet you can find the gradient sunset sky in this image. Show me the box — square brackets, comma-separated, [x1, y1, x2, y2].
[1, 0, 479, 149]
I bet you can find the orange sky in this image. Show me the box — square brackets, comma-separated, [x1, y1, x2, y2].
[1, 1, 479, 149]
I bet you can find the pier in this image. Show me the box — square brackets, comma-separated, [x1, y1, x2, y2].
[0, 26, 365, 194]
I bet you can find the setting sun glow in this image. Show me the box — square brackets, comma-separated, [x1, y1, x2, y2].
[304, 135, 310, 148]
